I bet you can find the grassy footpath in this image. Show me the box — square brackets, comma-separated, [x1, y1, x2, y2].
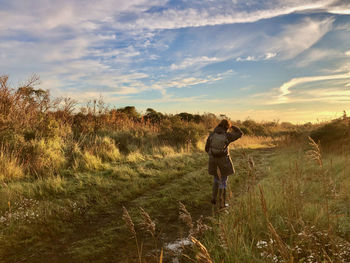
[201, 142, 350, 262]
[0, 138, 275, 263]
[0, 150, 206, 262]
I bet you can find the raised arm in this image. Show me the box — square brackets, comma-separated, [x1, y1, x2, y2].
[226, 125, 243, 143]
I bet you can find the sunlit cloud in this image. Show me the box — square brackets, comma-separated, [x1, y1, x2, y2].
[275, 73, 350, 103]
[327, 2, 350, 14]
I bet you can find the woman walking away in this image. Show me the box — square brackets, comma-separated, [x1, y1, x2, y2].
[205, 119, 243, 209]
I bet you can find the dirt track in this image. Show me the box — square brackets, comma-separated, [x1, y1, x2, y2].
[3, 147, 275, 263]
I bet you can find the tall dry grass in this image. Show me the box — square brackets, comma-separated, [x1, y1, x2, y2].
[122, 206, 141, 263]
[200, 136, 350, 262]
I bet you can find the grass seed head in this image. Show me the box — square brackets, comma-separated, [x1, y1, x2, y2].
[179, 201, 193, 231]
[122, 206, 136, 237]
[306, 136, 323, 167]
[248, 155, 255, 171]
[193, 215, 211, 238]
[139, 207, 156, 238]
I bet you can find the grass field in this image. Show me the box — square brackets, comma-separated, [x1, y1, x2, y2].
[1, 80, 350, 262]
[1, 130, 350, 263]
[201, 139, 350, 263]
[0, 135, 276, 262]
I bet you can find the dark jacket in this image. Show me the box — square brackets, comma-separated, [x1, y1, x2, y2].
[205, 125, 243, 176]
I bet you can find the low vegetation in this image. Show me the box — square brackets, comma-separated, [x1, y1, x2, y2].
[199, 126, 350, 262]
[0, 74, 349, 262]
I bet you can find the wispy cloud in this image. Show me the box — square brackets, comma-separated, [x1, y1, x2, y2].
[150, 70, 235, 94]
[236, 53, 277, 62]
[117, 0, 337, 30]
[170, 56, 220, 70]
[232, 17, 334, 63]
[275, 73, 350, 103]
[266, 17, 334, 60]
[295, 48, 341, 67]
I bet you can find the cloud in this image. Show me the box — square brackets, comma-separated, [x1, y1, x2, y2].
[170, 56, 220, 70]
[150, 70, 234, 94]
[3, 0, 336, 33]
[236, 53, 277, 62]
[327, 1, 350, 14]
[0, 0, 166, 32]
[46, 68, 235, 103]
[296, 48, 341, 67]
[232, 17, 334, 63]
[276, 73, 350, 103]
[265, 17, 334, 60]
[116, 0, 337, 30]
[236, 56, 256, 62]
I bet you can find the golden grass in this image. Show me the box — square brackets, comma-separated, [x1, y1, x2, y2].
[230, 135, 276, 149]
[0, 151, 24, 181]
[191, 236, 213, 263]
[202, 140, 350, 262]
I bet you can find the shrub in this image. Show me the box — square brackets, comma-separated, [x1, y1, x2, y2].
[21, 138, 66, 177]
[107, 130, 142, 154]
[241, 119, 269, 136]
[159, 117, 206, 148]
[310, 117, 350, 150]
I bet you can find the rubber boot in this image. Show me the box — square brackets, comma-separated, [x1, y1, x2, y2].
[211, 181, 219, 205]
[218, 188, 223, 208]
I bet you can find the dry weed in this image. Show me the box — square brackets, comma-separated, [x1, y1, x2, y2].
[122, 206, 141, 263]
[190, 236, 213, 263]
[139, 207, 156, 238]
[192, 215, 212, 238]
[179, 202, 193, 231]
[306, 136, 323, 168]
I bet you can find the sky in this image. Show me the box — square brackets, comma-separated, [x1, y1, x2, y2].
[1, 0, 350, 123]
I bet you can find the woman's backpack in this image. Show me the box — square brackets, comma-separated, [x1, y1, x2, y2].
[210, 133, 228, 157]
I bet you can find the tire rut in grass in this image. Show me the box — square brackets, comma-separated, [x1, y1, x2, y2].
[63, 154, 209, 262]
